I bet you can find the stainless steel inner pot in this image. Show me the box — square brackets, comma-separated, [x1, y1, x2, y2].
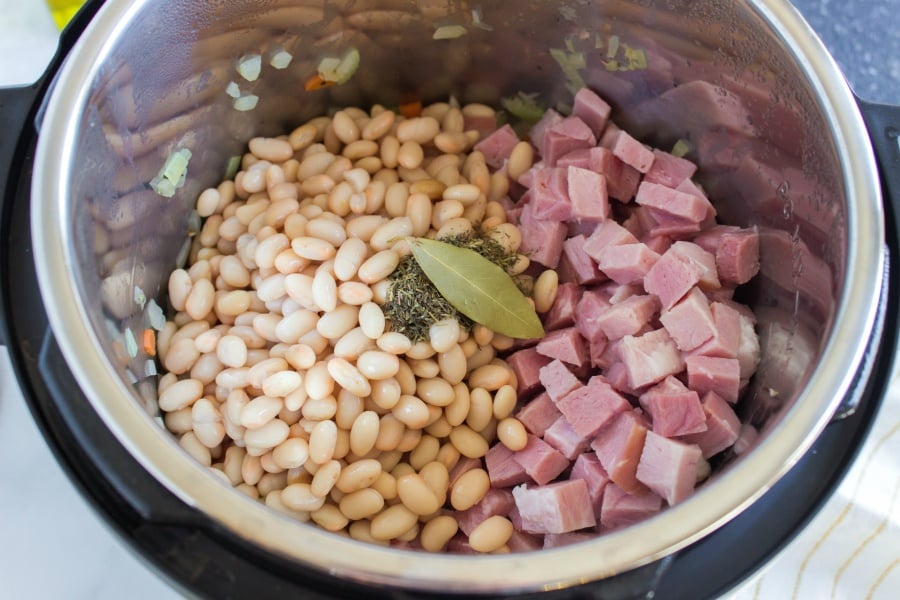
[30, 0, 885, 592]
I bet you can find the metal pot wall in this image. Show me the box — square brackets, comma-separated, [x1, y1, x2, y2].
[2, 0, 900, 597]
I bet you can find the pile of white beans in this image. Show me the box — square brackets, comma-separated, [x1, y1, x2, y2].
[155, 100, 560, 554]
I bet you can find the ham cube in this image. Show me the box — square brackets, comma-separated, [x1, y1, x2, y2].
[543, 532, 596, 549]
[600, 483, 663, 530]
[542, 116, 596, 166]
[567, 166, 609, 222]
[457, 488, 516, 535]
[591, 147, 642, 203]
[513, 435, 570, 485]
[596, 243, 661, 285]
[605, 361, 641, 397]
[512, 480, 597, 534]
[518, 201, 567, 268]
[659, 287, 716, 351]
[516, 392, 563, 436]
[485, 442, 530, 487]
[474, 124, 520, 169]
[543, 416, 591, 460]
[507, 530, 544, 552]
[682, 392, 742, 458]
[718, 228, 760, 284]
[536, 327, 589, 368]
[638, 376, 707, 437]
[636, 432, 702, 505]
[570, 452, 610, 519]
[557, 376, 631, 439]
[619, 328, 684, 389]
[447, 535, 477, 554]
[671, 241, 720, 289]
[594, 294, 661, 340]
[557, 147, 594, 169]
[562, 235, 605, 285]
[573, 87, 612, 137]
[691, 301, 741, 359]
[539, 359, 583, 403]
[606, 130, 655, 173]
[645, 243, 712, 310]
[528, 109, 564, 153]
[531, 168, 573, 222]
[575, 289, 613, 343]
[591, 410, 650, 495]
[543, 281, 582, 330]
[507, 346, 552, 397]
[635, 181, 712, 224]
[685, 355, 741, 403]
[644, 149, 698, 188]
[584, 219, 640, 262]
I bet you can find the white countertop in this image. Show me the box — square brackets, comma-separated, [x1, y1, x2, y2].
[0, 2, 897, 599]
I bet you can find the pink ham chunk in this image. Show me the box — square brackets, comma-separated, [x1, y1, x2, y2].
[685, 355, 741, 403]
[542, 282, 582, 330]
[536, 327, 589, 368]
[594, 294, 661, 340]
[644, 242, 716, 310]
[570, 452, 610, 519]
[528, 109, 564, 153]
[512, 480, 597, 534]
[567, 166, 609, 222]
[606, 130, 655, 173]
[516, 392, 563, 436]
[473, 124, 520, 169]
[644, 149, 698, 188]
[600, 483, 663, 530]
[457, 488, 516, 535]
[507, 346, 552, 397]
[542, 116, 596, 166]
[531, 168, 573, 222]
[574, 289, 612, 343]
[635, 181, 713, 224]
[584, 219, 639, 262]
[636, 432, 702, 505]
[557, 376, 631, 439]
[513, 435, 570, 485]
[619, 328, 684, 389]
[485, 442, 530, 487]
[638, 376, 707, 437]
[507, 530, 544, 552]
[573, 87, 612, 137]
[681, 391, 742, 458]
[592, 146, 642, 203]
[691, 301, 741, 359]
[543, 532, 596, 549]
[605, 360, 642, 397]
[543, 416, 591, 460]
[517, 201, 567, 268]
[591, 410, 650, 495]
[561, 235, 605, 285]
[539, 359, 583, 403]
[659, 287, 716, 351]
[596, 243, 661, 285]
[695, 226, 761, 285]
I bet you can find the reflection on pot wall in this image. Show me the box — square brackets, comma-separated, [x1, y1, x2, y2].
[67, 0, 843, 438]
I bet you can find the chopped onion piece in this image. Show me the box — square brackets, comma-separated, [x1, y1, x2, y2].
[124, 328, 138, 358]
[607, 35, 620, 59]
[225, 81, 241, 98]
[433, 25, 467, 40]
[671, 139, 692, 158]
[317, 56, 342, 80]
[133, 286, 147, 309]
[146, 299, 166, 331]
[334, 47, 360, 84]
[270, 49, 293, 69]
[471, 5, 492, 31]
[233, 94, 259, 112]
[237, 54, 262, 82]
[144, 360, 158, 378]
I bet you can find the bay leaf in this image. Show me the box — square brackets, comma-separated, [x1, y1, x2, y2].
[408, 237, 544, 340]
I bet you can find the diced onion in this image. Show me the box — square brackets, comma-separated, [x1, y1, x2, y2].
[237, 54, 262, 82]
[233, 94, 259, 112]
[146, 299, 166, 331]
[124, 328, 138, 358]
[133, 286, 147, 309]
[433, 25, 467, 40]
[225, 81, 241, 98]
[270, 49, 293, 69]
[671, 139, 692, 158]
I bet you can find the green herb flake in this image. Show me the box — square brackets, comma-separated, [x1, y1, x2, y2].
[671, 138, 692, 158]
[407, 237, 544, 340]
[224, 155, 242, 180]
[501, 91, 545, 123]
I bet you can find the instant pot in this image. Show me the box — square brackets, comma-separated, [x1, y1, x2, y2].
[1, 1, 899, 598]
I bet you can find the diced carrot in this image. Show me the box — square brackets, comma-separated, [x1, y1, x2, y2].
[142, 329, 157, 357]
[399, 100, 423, 119]
[305, 74, 336, 91]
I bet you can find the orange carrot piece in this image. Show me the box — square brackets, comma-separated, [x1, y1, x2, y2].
[305, 74, 336, 91]
[399, 100, 423, 119]
[142, 329, 157, 357]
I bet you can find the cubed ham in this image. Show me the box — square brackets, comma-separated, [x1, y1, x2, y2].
[557, 376, 631, 439]
[659, 287, 716, 351]
[606, 130, 655, 173]
[539, 359, 583, 403]
[512, 480, 597, 534]
[574, 289, 612, 343]
[638, 377, 707, 437]
[591, 147, 642, 203]
[644, 149, 698, 188]
[567, 166, 609, 222]
[589, 336, 610, 370]
[691, 301, 741, 359]
[542, 116, 596, 166]
[536, 327, 589, 368]
[474, 124, 520, 169]
[619, 328, 684, 389]
[513, 435, 570, 485]
[447, 535, 478, 554]
[600, 483, 663, 530]
[636, 432, 702, 505]
[670, 241, 720, 289]
[449, 456, 482, 487]
[542, 282, 582, 330]
[543, 416, 591, 460]
[562, 235, 605, 285]
[643, 234, 675, 255]
[606, 283, 642, 304]
[594, 294, 661, 340]
[516, 392, 563, 436]
[583, 219, 639, 262]
[573, 87, 612, 137]
[485, 442, 530, 487]
[528, 109, 564, 152]
[685, 355, 741, 403]
[531, 168, 573, 222]
[646, 210, 702, 239]
[507, 530, 544, 552]
[681, 391, 742, 458]
[518, 201, 567, 268]
[595, 243, 661, 285]
[591, 410, 649, 495]
[635, 181, 713, 224]
[718, 227, 760, 284]
[507, 346, 552, 397]
[557, 147, 594, 170]
[604, 361, 641, 396]
[543, 532, 596, 549]
[457, 488, 516, 535]
[644, 242, 714, 310]
[570, 452, 610, 519]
